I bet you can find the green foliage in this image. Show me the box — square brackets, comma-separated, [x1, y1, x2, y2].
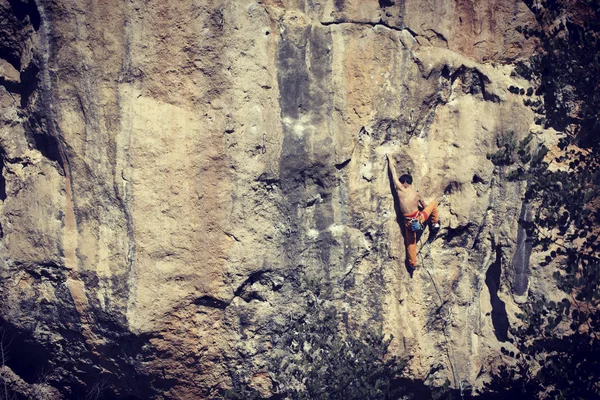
[222, 275, 409, 400]
[486, 132, 600, 398]
[484, 361, 542, 399]
[524, 145, 600, 253]
[482, 60, 600, 393]
[486, 131, 518, 166]
[521, 0, 600, 148]
[487, 132, 540, 182]
[482, 1, 600, 395]
[430, 379, 459, 400]
[271, 302, 407, 400]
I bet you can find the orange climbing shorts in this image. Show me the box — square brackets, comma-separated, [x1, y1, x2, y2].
[403, 201, 439, 267]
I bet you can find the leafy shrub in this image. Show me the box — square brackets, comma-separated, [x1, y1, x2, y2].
[271, 303, 407, 400]
[485, 131, 600, 399]
[222, 286, 408, 399]
[486, 131, 518, 166]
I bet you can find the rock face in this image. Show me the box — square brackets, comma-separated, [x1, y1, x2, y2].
[0, 0, 570, 398]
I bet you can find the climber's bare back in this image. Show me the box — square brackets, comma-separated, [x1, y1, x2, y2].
[396, 185, 421, 215]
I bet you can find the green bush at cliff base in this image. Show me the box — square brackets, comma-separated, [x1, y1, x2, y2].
[272, 304, 406, 400]
[222, 300, 408, 400]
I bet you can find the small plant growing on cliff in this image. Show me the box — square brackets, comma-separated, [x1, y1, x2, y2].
[486, 131, 518, 166]
[487, 132, 540, 181]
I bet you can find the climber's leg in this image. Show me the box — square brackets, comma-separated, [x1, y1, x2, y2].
[404, 222, 418, 267]
[422, 201, 439, 225]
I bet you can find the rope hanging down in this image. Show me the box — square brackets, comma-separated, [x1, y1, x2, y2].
[418, 237, 466, 399]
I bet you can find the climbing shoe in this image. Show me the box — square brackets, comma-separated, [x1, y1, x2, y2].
[428, 222, 440, 242]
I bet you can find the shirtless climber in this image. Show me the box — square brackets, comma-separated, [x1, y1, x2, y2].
[387, 154, 440, 268]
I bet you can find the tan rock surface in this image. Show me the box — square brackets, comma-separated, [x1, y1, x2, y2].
[0, 0, 558, 398]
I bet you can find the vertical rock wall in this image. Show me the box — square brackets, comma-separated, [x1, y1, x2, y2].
[0, 0, 556, 398]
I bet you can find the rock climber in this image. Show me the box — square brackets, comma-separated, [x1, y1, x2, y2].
[387, 154, 440, 269]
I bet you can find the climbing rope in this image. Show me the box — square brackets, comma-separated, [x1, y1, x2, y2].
[418, 236, 465, 399]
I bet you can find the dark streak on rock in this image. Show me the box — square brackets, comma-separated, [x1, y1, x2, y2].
[234, 270, 273, 303]
[31, 132, 63, 166]
[511, 202, 532, 297]
[22, 71, 38, 104]
[476, 70, 501, 103]
[321, 19, 405, 32]
[444, 181, 462, 195]
[425, 28, 448, 46]
[277, 24, 336, 288]
[335, 158, 351, 170]
[195, 296, 230, 310]
[256, 173, 280, 186]
[0, 154, 6, 201]
[403, 26, 418, 39]
[485, 246, 510, 342]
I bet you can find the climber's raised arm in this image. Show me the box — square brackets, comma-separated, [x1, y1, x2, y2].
[387, 154, 402, 191]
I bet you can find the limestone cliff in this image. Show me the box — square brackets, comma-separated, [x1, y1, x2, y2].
[0, 0, 587, 398]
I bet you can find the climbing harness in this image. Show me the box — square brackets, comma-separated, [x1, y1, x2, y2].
[418, 237, 466, 400]
[405, 210, 426, 233]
